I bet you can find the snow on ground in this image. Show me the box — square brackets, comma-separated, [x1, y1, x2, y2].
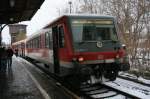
[119, 72, 150, 85]
[116, 78, 150, 95]
[119, 72, 138, 80]
[104, 95, 126, 99]
[138, 77, 150, 84]
[104, 78, 150, 99]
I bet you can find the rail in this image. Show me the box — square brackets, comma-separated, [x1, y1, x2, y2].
[80, 83, 142, 99]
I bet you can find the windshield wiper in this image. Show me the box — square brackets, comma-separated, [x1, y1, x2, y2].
[78, 41, 86, 45]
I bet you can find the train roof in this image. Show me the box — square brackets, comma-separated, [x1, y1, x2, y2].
[65, 14, 115, 19]
[26, 14, 116, 41]
[26, 28, 51, 41]
[44, 14, 116, 28]
[12, 39, 26, 45]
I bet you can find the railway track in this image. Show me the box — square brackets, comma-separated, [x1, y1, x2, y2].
[24, 57, 149, 99]
[118, 74, 150, 87]
[80, 83, 119, 99]
[79, 83, 142, 99]
[107, 78, 150, 98]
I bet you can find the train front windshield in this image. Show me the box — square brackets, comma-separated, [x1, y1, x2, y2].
[70, 18, 119, 52]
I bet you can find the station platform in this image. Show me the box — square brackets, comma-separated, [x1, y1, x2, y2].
[0, 56, 44, 99]
[0, 56, 75, 99]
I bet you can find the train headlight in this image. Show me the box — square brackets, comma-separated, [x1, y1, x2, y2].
[78, 57, 84, 62]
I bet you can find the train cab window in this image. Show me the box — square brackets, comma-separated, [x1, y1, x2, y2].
[96, 28, 110, 40]
[58, 25, 65, 48]
[83, 25, 96, 41]
[71, 19, 118, 42]
[83, 25, 113, 41]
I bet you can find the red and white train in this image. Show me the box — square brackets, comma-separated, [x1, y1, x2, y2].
[12, 39, 26, 57]
[12, 15, 130, 83]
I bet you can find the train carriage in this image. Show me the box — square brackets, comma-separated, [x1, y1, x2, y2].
[12, 39, 26, 57]
[25, 14, 130, 83]
[26, 29, 53, 66]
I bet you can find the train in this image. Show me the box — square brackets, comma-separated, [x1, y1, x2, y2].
[12, 39, 26, 57]
[12, 15, 130, 84]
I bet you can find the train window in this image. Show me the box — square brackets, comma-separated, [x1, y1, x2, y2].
[31, 40, 33, 48]
[34, 38, 36, 48]
[28, 41, 30, 48]
[32, 39, 35, 48]
[29, 41, 31, 48]
[83, 25, 96, 41]
[39, 36, 41, 48]
[35, 38, 38, 48]
[71, 19, 118, 42]
[34, 38, 37, 48]
[45, 32, 50, 48]
[95, 27, 110, 40]
[27, 42, 29, 48]
[58, 25, 65, 48]
[82, 25, 116, 41]
[36, 37, 39, 48]
[49, 30, 53, 49]
[48, 32, 51, 48]
[35, 38, 37, 48]
[26, 42, 28, 48]
[37, 37, 40, 48]
[30, 41, 32, 48]
[35, 39, 37, 48]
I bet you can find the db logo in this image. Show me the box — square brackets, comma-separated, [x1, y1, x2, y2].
[96, 41, 103, 48]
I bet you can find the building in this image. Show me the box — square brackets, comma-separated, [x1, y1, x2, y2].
[9, 24, 27, 43]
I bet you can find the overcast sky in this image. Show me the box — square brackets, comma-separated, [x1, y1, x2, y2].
[2, 0, 70, 44]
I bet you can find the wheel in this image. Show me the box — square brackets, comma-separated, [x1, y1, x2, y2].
[104, 70, 118, 81]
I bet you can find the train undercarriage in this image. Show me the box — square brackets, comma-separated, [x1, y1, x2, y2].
[72, 62, 129, 85]
[26, 56, 129, 87]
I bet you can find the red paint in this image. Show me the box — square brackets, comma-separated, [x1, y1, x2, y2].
[59, 49, 125, 62]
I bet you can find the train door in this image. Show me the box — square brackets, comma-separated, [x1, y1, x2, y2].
[52, 24, 65, 75]
[52, 26, 60, 74]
